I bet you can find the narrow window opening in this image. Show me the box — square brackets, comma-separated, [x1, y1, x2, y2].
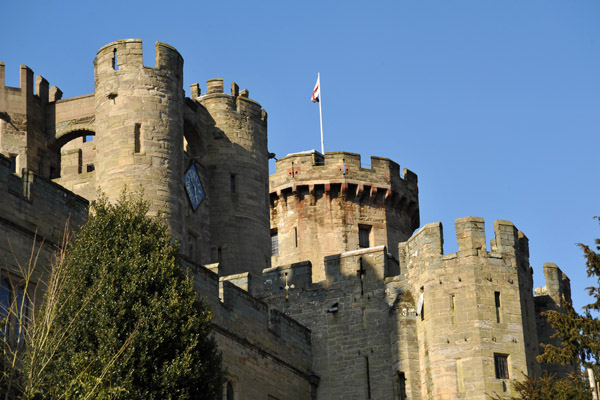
[112, 48, 118, 70]
[494, 353, 509, 379]
[359, 225, 371, 248]
[8, 155, 17, 174]
[0, 279, 11, 337]
[364, 356, 372, 399]
[77, 149, 83, 174]
[396, 371, 407, 400]
[226, 381, 234, 400]
[86, 163, 95, 173]
[271, 229, 279, 256]
[294, 227, 298, 248]
[217, 247, 223, 263]
[134, 123, 142, 153]
[495, 291, 501, 323]
[230, 174, 237, 193]
[450, 294, 456, 324]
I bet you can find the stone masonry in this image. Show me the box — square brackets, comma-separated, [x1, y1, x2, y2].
[0, 39, 572, 399]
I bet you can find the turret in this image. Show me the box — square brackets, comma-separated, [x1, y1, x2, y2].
[396, 217, 539, 398]
[270, 151, 419, 282]
[0, 62, 57, 178]
[93, 39, 185, 240]
[192, 79, 270, 294]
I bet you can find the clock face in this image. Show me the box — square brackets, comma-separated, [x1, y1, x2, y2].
[184, 163, 205, 211]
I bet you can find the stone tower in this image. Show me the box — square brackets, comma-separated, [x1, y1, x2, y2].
[190, 79, 270, 292]
[269, 151, 419, 282]
[94, 39, 185, 241]
[388, 217, 541, 399]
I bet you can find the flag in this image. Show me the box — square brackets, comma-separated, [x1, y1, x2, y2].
[311, 76, 320, 102]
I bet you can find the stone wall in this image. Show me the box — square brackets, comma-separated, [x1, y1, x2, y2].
[263, 246, 396, 400]
[185, 259, 315, 399]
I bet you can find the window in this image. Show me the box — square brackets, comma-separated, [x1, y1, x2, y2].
[271, 229, 278, 256]
[450, 294, 456, 324]
[226, 381, 234, 400]
[134, 123, 142, 153]
[359, 225, 371, 248]
[396, 371, 407, 400]
[294, 227, 298, 248]
[86, 163, 95, 173]
[112, 48, 118, 70]
[495, 291, 501, 323]
[0, 278, 29, 344]
[494, 354, 509, 379]
[9, 155, 17, 174]
[83, 134, 94, 143]
[230, 174, 237, 193]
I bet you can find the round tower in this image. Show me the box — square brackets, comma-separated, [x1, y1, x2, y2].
[194, 80, 270, 292]
[269, 151, 419, 282]
[94, 39, 185, 240]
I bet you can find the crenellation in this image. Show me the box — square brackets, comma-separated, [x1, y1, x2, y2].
[35, 75, 49, 103]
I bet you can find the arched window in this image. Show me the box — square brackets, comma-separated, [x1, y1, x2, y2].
[226, 381, 234, 400]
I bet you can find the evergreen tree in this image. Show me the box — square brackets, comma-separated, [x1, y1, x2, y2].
[25, 194, 222, 399]
[539, 218, 600, 369]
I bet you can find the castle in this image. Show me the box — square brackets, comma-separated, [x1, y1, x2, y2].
[0, 39, 573, 399]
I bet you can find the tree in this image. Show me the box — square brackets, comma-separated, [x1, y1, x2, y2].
[494, 218, 600, 400]
[539, 218, 600, 369]
[25, 194, 223, 399]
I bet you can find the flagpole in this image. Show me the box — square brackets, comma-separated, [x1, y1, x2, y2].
[318, 73, 325, 155]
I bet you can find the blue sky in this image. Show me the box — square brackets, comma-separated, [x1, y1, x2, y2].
[1, 1, 598, 312]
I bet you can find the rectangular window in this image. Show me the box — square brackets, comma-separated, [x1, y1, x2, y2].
[294, 227, 298, 248]
[230, 174, 237, 193]
[364, 356, 372, 399]
[0, 278, 29, 343]
[495, 291, 501, 323]
[494, 354, 509, 379]
[450, 294, 456, 324]
[86, 163, 95, 173]
[397, 372, 407, 400]
[271, 229, 278, 256]
[9, 155, 17, 174]
[134, 123, 142, 153]
[359, 225, 371, 248]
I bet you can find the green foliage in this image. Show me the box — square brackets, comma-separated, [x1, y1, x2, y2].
[492, 372, 592, 400]
[26, 194, 222, 399]
[538, 219, 600, 369]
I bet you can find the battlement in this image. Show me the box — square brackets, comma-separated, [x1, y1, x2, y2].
[95, 39, 183, 78]
[534, 263, 572, 304]
[187, 261, 312, 373]
[270, 151, 418, 210]
[400, 217, 529, 266]
[0, 153, 88, 247]
[191, 78, 265, 119]
[0, 62, 61, 112]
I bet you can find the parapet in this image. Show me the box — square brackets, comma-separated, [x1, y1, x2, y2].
[0, 154, 88, 246]
[94, 39, 183, 79]
[269, 151, 419, 226]
[191, 78, 265, 120]
[263, 261, 313, 297]
[400, 217, 530, 270]
[188, 262, 312, 373]
[0, 62, 60, 112]
[534, 263, 572, 304]
[271, 151, 416, 189]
